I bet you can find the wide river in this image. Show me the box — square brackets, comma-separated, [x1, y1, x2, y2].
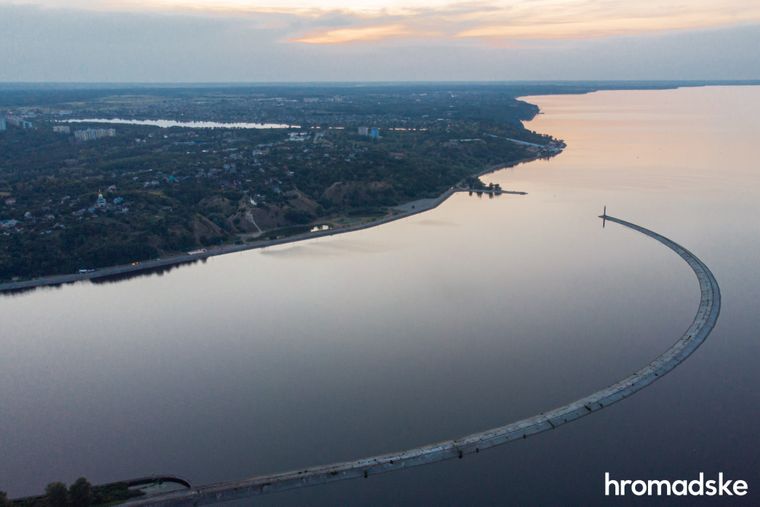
[2, 86, 759, 505]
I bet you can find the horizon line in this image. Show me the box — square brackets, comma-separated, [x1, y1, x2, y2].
[2, 79, 760, 86]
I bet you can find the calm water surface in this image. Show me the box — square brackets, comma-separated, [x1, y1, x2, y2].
[2, 86, 759, 504]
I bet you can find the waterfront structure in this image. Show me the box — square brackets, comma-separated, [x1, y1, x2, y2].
[53, 125, 71, 134]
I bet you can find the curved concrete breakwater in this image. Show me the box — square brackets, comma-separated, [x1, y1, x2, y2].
[127, 214, 721, 506]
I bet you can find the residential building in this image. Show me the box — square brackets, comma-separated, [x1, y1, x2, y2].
[6, 116, 33, 129]
[74, 128, 116, 142]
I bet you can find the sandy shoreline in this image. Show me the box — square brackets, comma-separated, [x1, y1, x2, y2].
[0, 154, 545, 295]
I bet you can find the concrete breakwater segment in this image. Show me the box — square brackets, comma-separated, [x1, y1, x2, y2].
[127, 215, 721, 506]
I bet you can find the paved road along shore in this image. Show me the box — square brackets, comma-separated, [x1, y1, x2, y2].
[0, 188, 462, 294]
[0, 154, 542, 295]
[125, 214, 722, 506]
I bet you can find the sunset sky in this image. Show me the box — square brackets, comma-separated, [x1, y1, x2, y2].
[1, 0, 759, 81]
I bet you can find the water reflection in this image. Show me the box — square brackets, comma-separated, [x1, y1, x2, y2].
[89, 260, 203, 285]
[0, 260, 204, 298]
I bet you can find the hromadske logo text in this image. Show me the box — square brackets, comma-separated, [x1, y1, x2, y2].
[605, 472, 748, 497]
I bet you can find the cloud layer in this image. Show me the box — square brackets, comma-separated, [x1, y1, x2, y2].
[5, 0, 760, 44]
[1, 1, 759, 81]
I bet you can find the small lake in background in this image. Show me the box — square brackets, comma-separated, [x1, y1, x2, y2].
[62, 118, 297, 129]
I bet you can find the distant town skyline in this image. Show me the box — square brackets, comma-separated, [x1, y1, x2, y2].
[1, 0, 759, 82]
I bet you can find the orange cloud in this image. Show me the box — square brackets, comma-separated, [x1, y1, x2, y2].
[457, 8, 760, 40]
[292, 24, 414, 44]
[6, 0, 760, 44]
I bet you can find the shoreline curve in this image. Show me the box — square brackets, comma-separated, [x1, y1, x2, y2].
[0, 156, 541, 295]
[126, 214, 721, 506]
